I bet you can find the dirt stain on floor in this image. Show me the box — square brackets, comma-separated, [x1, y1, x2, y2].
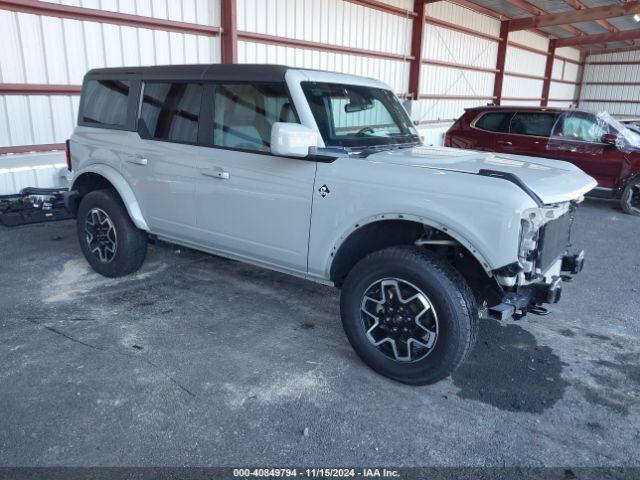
[452, 319, 569, 414]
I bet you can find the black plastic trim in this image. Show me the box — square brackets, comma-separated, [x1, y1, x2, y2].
[478, 169, 544, 206]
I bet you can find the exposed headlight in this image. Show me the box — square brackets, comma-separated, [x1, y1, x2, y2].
[518, 203, 571, 274]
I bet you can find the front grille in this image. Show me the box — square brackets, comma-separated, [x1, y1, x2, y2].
[536, 212, 573, 272]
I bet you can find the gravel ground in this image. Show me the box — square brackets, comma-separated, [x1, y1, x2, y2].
[0, 198, 639, 467]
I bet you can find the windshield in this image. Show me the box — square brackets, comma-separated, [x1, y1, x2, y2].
[301, 82, 420, 149]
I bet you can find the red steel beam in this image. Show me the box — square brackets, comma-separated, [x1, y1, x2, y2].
[344, 0, 417, 18]
[501, 97, 545, 101]
[0, 0, 220, 36]
[585, 81, 640, 86]
[553, 78, 580, 85]
[564, 0, 636, 47]
[419, 94, 496, 100]
[541, 39, 556, 107]
[509, 1, 640, 31]
[505, 71, 547, 81]
[0, 143, 65, 155]
[587, 60, 640, 66]
[220, 0, 238, 63]
[0, 84, 81, 95]
[424, 16, 502, 42]
[237, 31, 413, 62]
[493, 21, 509, 105]
[586, 45, 640, 56]
[555, 54, 583, 66]
[581, 99, 640, 104]
[449, 0, 506, 20]
[505, 0, 590, 39]
[556, 29, 640, 47]
[508, 41, 549, 56]
[408, 0, 427, 100]
[575, 51, 586, 106]
[422, 59, 499, 74]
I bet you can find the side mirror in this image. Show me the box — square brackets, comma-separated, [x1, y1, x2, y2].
[270, 122, 319, 157]
[601, 133, 618, 146]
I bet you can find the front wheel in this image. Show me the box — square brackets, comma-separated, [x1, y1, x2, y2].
[77, 189, 148, 277]
[340, 246, 478, 385]
[621, 177, 640, 216]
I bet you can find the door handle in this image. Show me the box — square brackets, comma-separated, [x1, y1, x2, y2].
[201, 168, 230, 180]
[497, 140, 513, 146]
[125, 155, 148, 165]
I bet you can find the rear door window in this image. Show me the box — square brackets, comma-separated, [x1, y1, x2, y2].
[474, 112, 513, 133]
[212, 83, 297, 152]
[510, 112, 558, 137]
[139, 82, 203, 144]
[81, 79, 131, 127]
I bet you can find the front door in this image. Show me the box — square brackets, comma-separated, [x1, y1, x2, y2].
[547, 112, 626, 189]
[194, 83, 317, 274]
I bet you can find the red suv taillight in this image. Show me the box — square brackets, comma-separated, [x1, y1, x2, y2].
[65, 139, 71, 171]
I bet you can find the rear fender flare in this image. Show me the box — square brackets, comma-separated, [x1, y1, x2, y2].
[71, 164, 149, 231]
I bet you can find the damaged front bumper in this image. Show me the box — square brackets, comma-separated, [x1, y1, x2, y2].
[487, 250, 584, 321]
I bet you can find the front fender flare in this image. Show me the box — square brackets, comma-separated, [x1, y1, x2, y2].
[71, 164, 149, 231]
[325, 212, 495, 279]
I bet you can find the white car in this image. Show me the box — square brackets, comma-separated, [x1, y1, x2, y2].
[64, 65, 596, 385]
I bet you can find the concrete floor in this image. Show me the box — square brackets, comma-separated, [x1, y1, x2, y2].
[1, 199, 639, 467]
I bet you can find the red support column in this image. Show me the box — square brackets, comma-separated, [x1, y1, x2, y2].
[541, 39, 556, 106]
[408, 0, 427, 100]
[220, 0, 238, 64]
[575, 52, 586, 107]
[493, 20, 509, 105]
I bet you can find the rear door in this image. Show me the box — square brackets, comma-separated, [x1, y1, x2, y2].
[193, 83, 317, 274]
[123, 81, 207, 240]
[469, 111, 513, 151]
[501, 111, 559, 156]
[546, 112, 626, 189]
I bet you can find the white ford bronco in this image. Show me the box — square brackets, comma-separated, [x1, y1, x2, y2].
[65, 65, 596, 385]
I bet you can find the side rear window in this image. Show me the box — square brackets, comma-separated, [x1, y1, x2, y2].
[213, 83, 297, 152]
[474, 112, 512, 133]
[81, 79, 131, 127]
[139, 82, 203, 144]
[510, 112, 558, 137]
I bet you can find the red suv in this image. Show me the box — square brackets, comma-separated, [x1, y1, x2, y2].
[444, 106, 640, 215]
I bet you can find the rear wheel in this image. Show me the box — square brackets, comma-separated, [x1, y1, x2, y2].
[340, 246, 478, 385]
[77, 189, 147, 277]
[621, 177, 640, 216]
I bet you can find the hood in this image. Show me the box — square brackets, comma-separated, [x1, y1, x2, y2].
[367, 146, 598, 205]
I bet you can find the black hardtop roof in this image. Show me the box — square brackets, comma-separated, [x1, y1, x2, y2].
[85, 64, 292, 82]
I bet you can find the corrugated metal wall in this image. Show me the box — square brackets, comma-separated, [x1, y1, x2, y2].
[413, 1, 498, 123]
[0, 0, 221, 150]
[237, 0, 412, 94]
[549, 46, 580, 109]
[0, 0, 585, 153]
[581, 49, 640, 117]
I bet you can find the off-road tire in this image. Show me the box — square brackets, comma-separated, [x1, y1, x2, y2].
[621, 177, 640, 216]
[77, 189, 147, 277]
[340, 246, 479, 385]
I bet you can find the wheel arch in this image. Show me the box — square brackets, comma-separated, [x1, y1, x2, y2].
[69, 165, 149, 231]
[328, 215, 493, 288]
